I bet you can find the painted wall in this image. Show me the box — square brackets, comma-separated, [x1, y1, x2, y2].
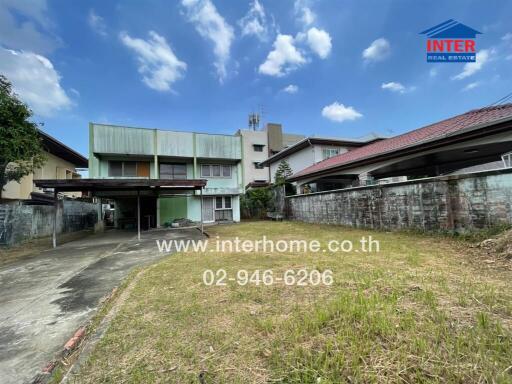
[158, 195, 240, 224]
[159, 196, 188, 225]
[286, 169, 512, 233]
[3, 152, 81, 200]
[270, 146, 316, 183]
[238, 129, 269, 186]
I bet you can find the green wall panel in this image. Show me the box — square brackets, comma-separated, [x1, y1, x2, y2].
[159, 197, 188, 225]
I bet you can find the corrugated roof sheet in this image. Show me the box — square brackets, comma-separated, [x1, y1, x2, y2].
[291, 103, 512, 180]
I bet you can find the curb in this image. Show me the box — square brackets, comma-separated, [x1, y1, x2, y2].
[30, 286, 119, 384]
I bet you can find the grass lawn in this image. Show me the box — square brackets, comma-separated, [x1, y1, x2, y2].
[71, 222, 512, 383]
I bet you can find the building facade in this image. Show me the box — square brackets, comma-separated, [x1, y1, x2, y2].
[89, 123, 242, 227]
[236, 123, 305, 188]
[260, 136, 382, 191]
[2, 131, 87, 201]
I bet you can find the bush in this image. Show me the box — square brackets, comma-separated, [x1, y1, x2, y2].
[241, 187, 272, 219]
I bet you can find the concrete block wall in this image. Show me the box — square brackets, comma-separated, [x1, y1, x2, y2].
[286, 169, 512, 233]
[0, 200, 100, 246]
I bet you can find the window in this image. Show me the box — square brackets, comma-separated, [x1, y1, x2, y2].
[253, 144, 265, 152]
[215, 196, 232, 209]
[160, 163, 187, 179]
[254, 162, 264, 169]
[322, 148, 340, 160]
[201, 164, 211, 177]
[123, 162, 136, 177]
[109, 161, 122, 177]
[222, 165, 231, 177]
[108, 161, 150, 177]
[200, 164, 232, 178]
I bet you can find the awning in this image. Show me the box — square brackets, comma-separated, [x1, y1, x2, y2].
[34, 178, 207, 192]
[33, 178, 208, 248]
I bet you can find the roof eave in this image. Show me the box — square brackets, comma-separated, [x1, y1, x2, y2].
[288, 114, 512, 181]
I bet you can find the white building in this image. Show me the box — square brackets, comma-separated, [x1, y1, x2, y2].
[260, 136, 384, 189]
[236, 123, 304, 189]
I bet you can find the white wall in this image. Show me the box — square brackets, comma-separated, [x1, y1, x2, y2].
[270, 146, 316, 183]
[269, 144, 350, 183]
[238, 129, 269, 186]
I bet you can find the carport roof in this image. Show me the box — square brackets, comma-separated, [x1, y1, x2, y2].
[34, 178, 207, 192]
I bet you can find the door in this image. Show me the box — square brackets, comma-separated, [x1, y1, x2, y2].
[202, 197, 214, 223]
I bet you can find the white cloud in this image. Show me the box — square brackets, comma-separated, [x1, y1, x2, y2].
[0, 0, 59, 54]
[321, 102, 362, 123]
[305, 27, 332, 59]
[88, 9, 107, 36]
[362, 38, 390, 62]
[502, 33, 512, 41]
[381, 82, 405, 93]
[181, 0, 234, 82]
[238, 0, 268, 41]
[462, 82, 480, 91]
[381, 81, 415, 94]
[283, 84, 299, 94]
[0, 48, 71, 116]
[258, 34, 306, 77]
[452, 49, 494, 80]
[429, 68, 438, 78]
[294, 0, 315, 26]
[120, 31, 187, 92]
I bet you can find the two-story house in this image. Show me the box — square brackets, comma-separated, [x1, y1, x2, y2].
[88, 123, 242, 228]
[2, 130, 87, 202]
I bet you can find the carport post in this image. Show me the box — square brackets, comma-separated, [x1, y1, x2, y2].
[52, 189, 58, 248]
[200, 187, 204, 234]
[137, 189, 141, 241]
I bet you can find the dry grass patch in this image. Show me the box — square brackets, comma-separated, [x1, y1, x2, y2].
[70, 222, 512, 383]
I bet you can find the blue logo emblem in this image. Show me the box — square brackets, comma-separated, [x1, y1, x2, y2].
[420, 19, 481, 62]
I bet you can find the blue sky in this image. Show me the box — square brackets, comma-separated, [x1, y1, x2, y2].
[1, 0, 512, 158]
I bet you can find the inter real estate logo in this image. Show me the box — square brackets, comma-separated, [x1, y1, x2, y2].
[420, 19, 481, 63]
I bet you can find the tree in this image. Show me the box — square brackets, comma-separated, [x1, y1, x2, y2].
[0, 75, 46, 199]
[240, 187, 272, 219]
[274, 160, 293, 185]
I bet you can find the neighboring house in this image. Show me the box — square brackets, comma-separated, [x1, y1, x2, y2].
[288, 104, 512, 193]
[89, 123, 243, 227]
[2, 130, 87, 201]
[236, 123, 305, 188]
[259, 135, 384, 187]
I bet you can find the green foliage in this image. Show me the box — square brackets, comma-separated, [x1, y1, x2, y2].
[240, 187, 273, 219]
[274, 160, 293, 185]
[0, 75, 46, 198]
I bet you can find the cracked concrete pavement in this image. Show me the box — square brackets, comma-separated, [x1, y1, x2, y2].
[0, 228, 203, 384]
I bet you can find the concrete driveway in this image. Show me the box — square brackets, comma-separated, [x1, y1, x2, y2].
[0, 228, 203, 384]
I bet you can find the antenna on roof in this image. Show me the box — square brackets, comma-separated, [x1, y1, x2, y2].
[248, 112, 260, 130]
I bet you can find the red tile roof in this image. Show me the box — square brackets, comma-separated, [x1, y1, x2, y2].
[290, 103, 512, 180]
